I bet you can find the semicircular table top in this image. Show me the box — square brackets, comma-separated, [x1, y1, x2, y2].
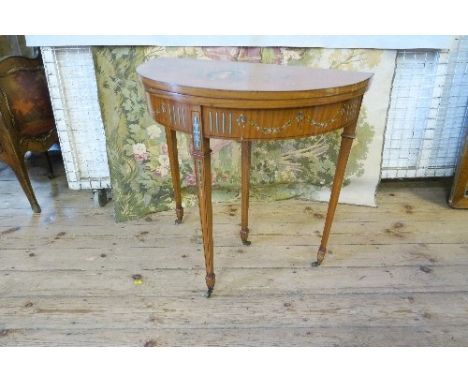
[137, 57, 373, 100]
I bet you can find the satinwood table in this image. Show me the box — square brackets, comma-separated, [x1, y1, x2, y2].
[137, 58, 372, 297]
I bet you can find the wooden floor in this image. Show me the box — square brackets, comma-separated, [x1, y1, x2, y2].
[1, 154, 468, 346]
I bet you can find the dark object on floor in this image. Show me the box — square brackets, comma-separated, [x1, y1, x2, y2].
[0, 55, 58, 213]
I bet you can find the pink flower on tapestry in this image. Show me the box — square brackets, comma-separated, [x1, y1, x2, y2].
[202, 47, 262, 63]
[184, 171, 197, 186]
[183, 170, 218, 186]
[154, 166, 168, 177]
[270, 48, 283, 64]
[237, 48, 262, 63]
[133, 143, 149, 163]
[202, 47, 240, 61]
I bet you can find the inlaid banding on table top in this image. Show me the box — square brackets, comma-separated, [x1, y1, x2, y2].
[202, 98, 362, 139]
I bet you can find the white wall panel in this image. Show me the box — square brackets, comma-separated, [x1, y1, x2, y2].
[382, 36, 468, 178]
[41, 47, 111, 190]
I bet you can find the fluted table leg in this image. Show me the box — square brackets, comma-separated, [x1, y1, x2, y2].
[191, 111, 215, 297]
[316, 123, 357, 265]
[240, 141, 252, 245]
[165, 127, 184, 224]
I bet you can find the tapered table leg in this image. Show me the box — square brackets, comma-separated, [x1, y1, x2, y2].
[191, 111, 215, 297]
[316, 124, 356, 265]
[165, 127, 184, 224]
[240, 141, 251, 245]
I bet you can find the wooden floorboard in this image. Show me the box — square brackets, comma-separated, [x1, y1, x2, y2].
[0, 157, 467, 346]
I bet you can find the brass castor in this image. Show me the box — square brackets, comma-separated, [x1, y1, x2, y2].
[205, 273, 215, 298]
[240, 227, 251, 246]
[313, 246, 327, 267]
[32, 201, 41, 214]
[205, 287, 214, 298]
[175, 207, 184, 224]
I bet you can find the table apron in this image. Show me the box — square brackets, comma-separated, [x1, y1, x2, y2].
[147, 95, 363, 139]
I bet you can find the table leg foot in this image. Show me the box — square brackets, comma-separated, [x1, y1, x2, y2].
[240, 227, 251, 246]
[205, 287, 214, 298]
[174, 207, 184, 224]
[314, 246, 327, 266]
[205, 273, 215, 297]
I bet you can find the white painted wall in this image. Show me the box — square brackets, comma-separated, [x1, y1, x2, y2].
[26, 35, 454, 49]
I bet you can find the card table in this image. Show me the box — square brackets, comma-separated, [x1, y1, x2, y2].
[138, 58, 372, 296]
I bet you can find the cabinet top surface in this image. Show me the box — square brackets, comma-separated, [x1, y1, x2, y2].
[137, 58, 372, 97]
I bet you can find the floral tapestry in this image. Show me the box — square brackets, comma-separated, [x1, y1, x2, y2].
[93, 47, 396, 222]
